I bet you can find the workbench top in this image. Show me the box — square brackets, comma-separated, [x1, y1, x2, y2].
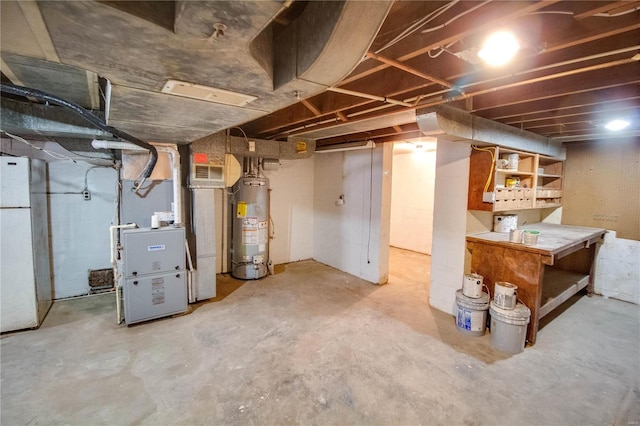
[466, 223, 606, 257]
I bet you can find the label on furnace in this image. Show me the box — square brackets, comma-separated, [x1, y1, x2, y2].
[152, 278, 165, 305]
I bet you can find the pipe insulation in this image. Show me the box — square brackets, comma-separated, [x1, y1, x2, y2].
[0, 83, 157, 179]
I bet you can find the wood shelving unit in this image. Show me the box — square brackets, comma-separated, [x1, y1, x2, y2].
[468, 146, 564, 212]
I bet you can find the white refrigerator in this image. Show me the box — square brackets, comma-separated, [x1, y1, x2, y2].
[1, 157, 53, 332]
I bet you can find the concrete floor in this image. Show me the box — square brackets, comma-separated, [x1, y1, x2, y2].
[1, 247, 639, 425]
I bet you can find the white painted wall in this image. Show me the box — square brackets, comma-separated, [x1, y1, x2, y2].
[48, 162, 118, 299]
[429, 140, 471, 315]
[390, 149, 436, 254]
[263, 157, 315, 265]
[313, 146, 391, 284]
[1, 138, 118, 299]
[594, 231, 640, 305]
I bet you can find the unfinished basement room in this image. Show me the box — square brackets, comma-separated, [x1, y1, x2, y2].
[1, 1, 639, 424]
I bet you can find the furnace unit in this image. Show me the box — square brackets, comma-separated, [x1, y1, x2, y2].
[119, 227, 187, 324]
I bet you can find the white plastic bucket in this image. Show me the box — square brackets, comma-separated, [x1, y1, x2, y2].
[490, 301, 531, 354]
[493, 214, 518, 233]
[462, 273, 484, 298]
[455, 290, 490, 337]
[494, 281, 518, 309]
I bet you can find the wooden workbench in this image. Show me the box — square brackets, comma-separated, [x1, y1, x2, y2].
[466, 223, 606, 344]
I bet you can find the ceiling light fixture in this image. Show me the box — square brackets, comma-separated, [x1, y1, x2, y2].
[477, 31, 520, 67]
[604, 119, 630, 131]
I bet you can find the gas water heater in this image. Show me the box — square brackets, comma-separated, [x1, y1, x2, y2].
[230, 162, 269, 280]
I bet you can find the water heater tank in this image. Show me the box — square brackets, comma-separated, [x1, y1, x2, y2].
[230, 176, 269, 279]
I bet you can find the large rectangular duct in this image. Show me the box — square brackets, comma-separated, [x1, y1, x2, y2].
[416, 105, 563, 157]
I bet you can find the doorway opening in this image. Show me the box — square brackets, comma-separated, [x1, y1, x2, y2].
[388, 140, 437, 291]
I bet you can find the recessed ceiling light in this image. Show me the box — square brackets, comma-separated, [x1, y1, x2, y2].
[604, 119, 630, 131]
[477, 31, 520, 67]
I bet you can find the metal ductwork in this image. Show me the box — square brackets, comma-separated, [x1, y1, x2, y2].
[0, 1, 393, 144]
[416, 105, 564, 157]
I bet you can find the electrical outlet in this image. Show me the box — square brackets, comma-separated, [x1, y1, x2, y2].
[83, 190, 91, 200]
[482, 192, 495, 203]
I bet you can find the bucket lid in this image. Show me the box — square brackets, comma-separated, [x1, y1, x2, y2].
[456, 289, 490, 308]
[495, 281, 517, 290]
[490, 301, 531, 320]
[465, 273, 483, 281]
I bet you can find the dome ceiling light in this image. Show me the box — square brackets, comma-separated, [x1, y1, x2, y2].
[477, 31, 520, 67]
[604, 119, 631, 131]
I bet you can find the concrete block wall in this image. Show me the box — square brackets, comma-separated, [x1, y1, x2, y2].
[263, 157, 315, 265]
[313, 146, 391, 284]
[429, 139, 471, 315]
[47, 162, 118, 299]
[1, 138, 118, 299]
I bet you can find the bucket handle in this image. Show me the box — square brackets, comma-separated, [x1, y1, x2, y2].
[482, 284, 490, 296]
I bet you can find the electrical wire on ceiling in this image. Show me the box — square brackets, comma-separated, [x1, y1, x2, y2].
[428, 41, 459, 58]
[1, 131, 78, 163]
[374, 1, 459, 54]
[0, 83, 156, 184]
[231, 126, 251, 150]
[528, 7, 640, 17]
[420, 1, 491, 34]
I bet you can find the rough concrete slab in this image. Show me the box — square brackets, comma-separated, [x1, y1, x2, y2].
[1, 248, 638, 425]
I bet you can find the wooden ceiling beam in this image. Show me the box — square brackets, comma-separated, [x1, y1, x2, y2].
[369, 130, 425, 144]
[316, 125, 422, 146]
[500, 99, 640, 125]
[466, 62, 640, 111]
[340, 1, 562, 86]
[247, 24, 637, 138]
[243, 93, 371, 136]
[300, 99, 322, 116]
[544, 20, 640, 54]
[573, 1, 639, 20]
[607, 2, 640, 16]
[365, 51, 454, 89]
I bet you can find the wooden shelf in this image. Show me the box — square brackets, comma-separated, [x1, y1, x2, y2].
[539, 268, 590, 318]
[497, 169, 535, 176]
[467, 146, 564, 212]
[538, 173, 562, 178]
